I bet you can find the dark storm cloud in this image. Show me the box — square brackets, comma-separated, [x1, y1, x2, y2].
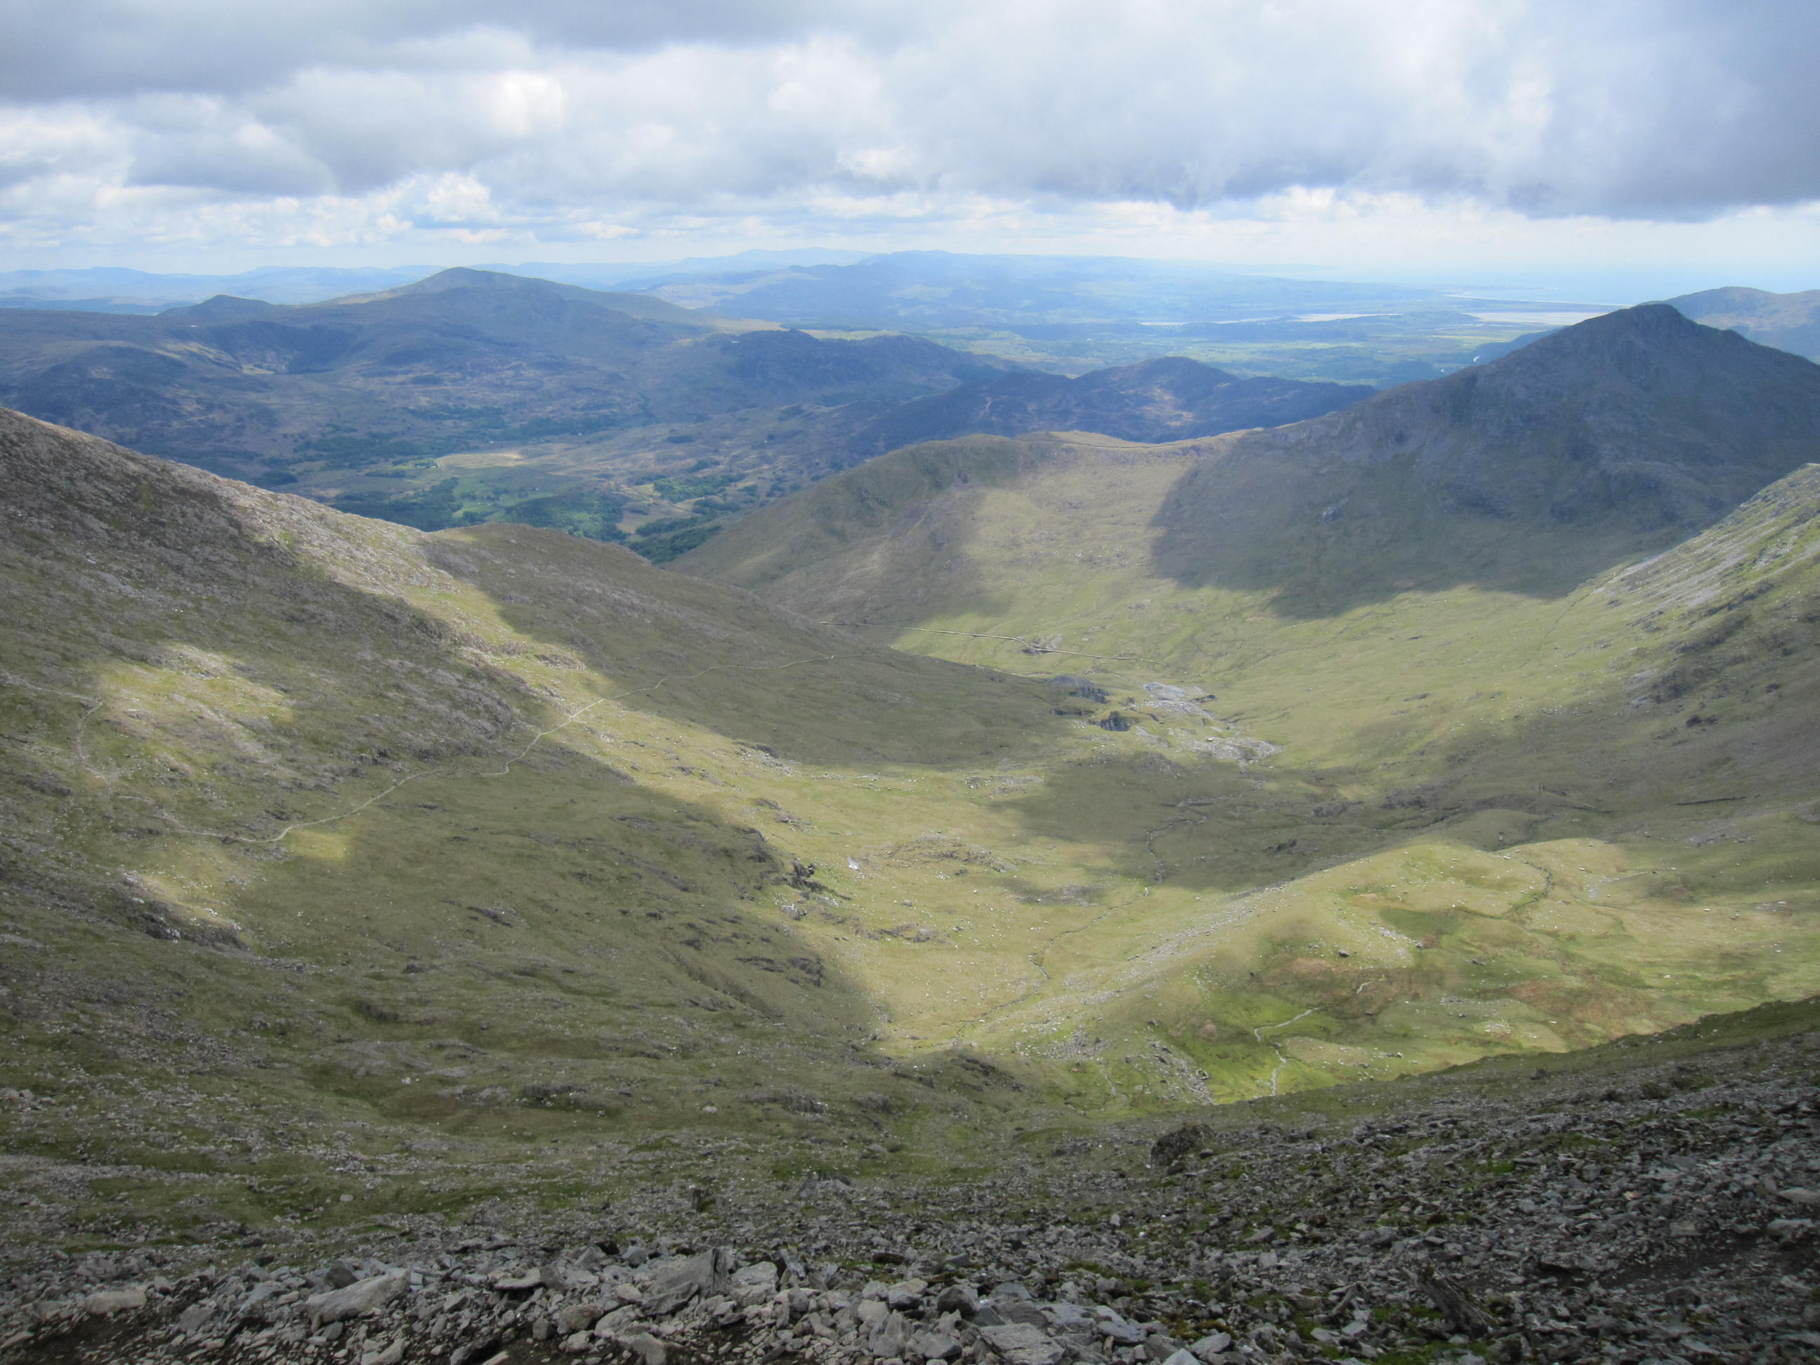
[2, 0, 1816, 246]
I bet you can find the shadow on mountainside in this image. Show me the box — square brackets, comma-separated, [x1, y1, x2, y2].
[1144, 428, 1711, 619]
[421, 522, 1069, 771]
[994, 553, 1820, 905]
[1148, 305, 1820, 619]
[0, 410, 939, 1135]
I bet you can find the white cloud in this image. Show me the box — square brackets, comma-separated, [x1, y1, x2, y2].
[1, 0, 1815, 271]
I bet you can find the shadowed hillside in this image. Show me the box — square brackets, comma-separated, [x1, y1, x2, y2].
[1146, 304, 1820, 614]
[850, 356, 1371, 457]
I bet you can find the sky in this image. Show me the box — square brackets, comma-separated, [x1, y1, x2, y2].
[3, 0, 1818, 294]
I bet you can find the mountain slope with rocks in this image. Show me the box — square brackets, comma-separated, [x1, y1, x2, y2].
[5, 317, 1820, 1341]
[5, 997, 1819, 1363]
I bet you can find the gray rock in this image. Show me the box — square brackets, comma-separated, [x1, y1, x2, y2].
[1189, 1332, 1233, 1361]
[887, 1277, 929, 1308]
[593, 1304, 642, 1337]
[555, 1302, 603, 1333]
[731, 1261, 779, 1305]
[81, 1287, 146, 1316]
[643, 1247, 731, 1316]
[1044, 1302, 1092, 1329]
[306, 1271, 407, 1328]
[868, 1308, 911, 1357]
[858, 1298, 890, 1328]
[936, 1283, 981, 1316]
[1095, 1309, 1145, 1345]
[981, 1322, 1066, 1365]
[177, 1303, 214, 1334]
[909, 1328, 963, 1360]
[620, 1330, 667, 1365]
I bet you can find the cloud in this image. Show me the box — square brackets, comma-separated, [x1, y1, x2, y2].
[1, 0, 1816, 264]
[0, 1, 924, 100]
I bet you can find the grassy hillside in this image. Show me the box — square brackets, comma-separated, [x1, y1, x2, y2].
[0, 406, 1123, 1240]
[6, 302, 1819, 1242]
[682, 311, 1820, 1109]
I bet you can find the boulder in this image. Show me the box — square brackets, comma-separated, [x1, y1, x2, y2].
[306, 1271, 407, 1328]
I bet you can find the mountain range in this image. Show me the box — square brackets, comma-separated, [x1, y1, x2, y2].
[0, 251, 876, 313]
[689, 304, 1820, 611]
[2, 279, 1819, 1283]
[0, 268, 1373, 555]
[0, 267, 1002, 480]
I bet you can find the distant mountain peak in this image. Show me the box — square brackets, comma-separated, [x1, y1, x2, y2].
[1459, 301, 1803, 397]
[1666, 285, 1820, 364]
[160, 294, 279, 320]
[393, 266, 546, 294]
